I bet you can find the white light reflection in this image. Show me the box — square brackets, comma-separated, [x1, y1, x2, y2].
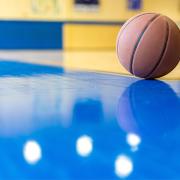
[115, 155, 133, 178]
[23, 140, 42, 165]
[76, 135, 93, 157]
[126, 133, 141, 151]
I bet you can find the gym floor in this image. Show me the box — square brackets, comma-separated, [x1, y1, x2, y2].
[0, 50, 180, 179]
[0, 0, 180, 179]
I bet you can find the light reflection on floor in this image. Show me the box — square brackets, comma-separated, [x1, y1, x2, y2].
[0, 52, 179, 179]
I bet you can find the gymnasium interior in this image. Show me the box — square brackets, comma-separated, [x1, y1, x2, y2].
[0, 0, 180, 179]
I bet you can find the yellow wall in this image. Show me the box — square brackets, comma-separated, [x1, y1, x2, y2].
[0, 0, 179, 50]
[63, 0, 180, 49]
[0, 0, 67, 20]
[64, 0, 180, 22]
[0, 0, 131, 21]
[63, 24, 121, 50]
[0, 0, 179, 22]
[143, 0, 180, 22]
[65, 0, 136, 22]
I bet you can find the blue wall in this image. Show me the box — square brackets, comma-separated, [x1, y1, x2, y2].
[0, 21, 63, 49]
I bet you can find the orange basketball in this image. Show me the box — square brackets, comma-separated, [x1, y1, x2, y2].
[116, 13, 180, 79]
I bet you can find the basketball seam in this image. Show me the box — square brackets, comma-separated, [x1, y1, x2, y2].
[116, 13, 157, 63]
[145, 20, 169, 78]
[130, 14, 160, 74]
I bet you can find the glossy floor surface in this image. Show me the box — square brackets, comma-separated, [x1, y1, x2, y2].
[0, 51, 180, 179]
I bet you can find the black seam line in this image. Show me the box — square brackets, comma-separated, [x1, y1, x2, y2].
[130, 14, 160, 74]
[117, 13, 156, 65]
[118, 13, 155, 37]
[145, 21, 169, 78]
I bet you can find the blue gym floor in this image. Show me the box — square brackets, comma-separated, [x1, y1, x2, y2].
[0, 54, 180, 179]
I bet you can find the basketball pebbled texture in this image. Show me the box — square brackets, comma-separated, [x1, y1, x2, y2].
[116, 13, 180, 78]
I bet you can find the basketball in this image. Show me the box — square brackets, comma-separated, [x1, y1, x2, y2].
[116, 13, 180, 79]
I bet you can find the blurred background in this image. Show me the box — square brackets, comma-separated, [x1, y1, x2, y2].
[0, 0, 179, 50]
[0, 0, 179, 75]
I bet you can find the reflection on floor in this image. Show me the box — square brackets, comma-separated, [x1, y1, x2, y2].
[0, 53, 179, 179]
